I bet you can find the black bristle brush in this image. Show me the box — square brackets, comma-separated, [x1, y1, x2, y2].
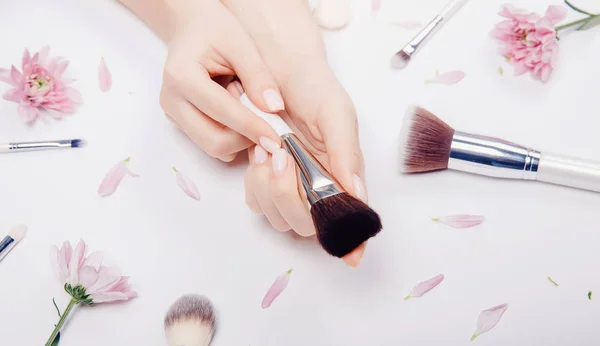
[399, 105, 600, 193]
[240, 93, 382, 259]
[164, 294, 217, 346]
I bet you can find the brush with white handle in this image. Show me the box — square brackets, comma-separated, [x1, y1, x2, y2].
[164, 294, 216, 346]
[391, 0, 469, 69]
[240, 93, 382, 260]
[399, 106, 600, 193]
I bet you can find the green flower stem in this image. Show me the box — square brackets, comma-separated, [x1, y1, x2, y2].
[45, 298, 78, 346]
[555, 15, 598, 32]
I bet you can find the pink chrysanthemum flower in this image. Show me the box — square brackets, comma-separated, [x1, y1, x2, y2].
[0, 46, 82, 123]
[490, 5, 567, 82]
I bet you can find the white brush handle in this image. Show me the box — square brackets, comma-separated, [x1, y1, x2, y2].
[537, 153, 600, 192]
[240, 93, 292, 136]
[439, 0, 468, 18]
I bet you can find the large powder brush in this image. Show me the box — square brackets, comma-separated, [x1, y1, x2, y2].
[399, 105, 600, 193]
[164, 294, 216, 346]
[240, 93, 382, 259]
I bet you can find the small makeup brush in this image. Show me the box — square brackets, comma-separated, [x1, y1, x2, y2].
[0, 224, 27, 262]
[399, 106, 600, 193]
[391, 0, 469, 69]
[240, 93, 382, 259]
[0, 138, 85, 154]
[164, 294, 216, 346]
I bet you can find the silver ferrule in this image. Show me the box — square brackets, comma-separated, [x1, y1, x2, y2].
[448, 131, 541, 180]
[8, 140, 73, 151]
[400, 15, 444, 57]
[281, 133, 344, 205]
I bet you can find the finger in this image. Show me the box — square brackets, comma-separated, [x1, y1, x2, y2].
[342, 242, 367, 268]
[244, 146, 265, 214]
[269, 148, 316, 237]
[179, 68, 281, 148]
[220, 23, 285, 113]
[249, 151, 291, 232]
[226, 80, 244, 101]
[164, 94, 253, 160]
[317, 94, 367, 203]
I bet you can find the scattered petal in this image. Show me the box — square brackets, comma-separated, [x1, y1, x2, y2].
[98, 57, 111, 92]
[390, 20, 423, 29]
[98, 157, 139, 197]
[173, 167, 201, 200]
[404, 274, 444, 300]
[371, 0, 381, 14]
[313, 0, 351, 30]
[498, 66, 504, 76]
[432, 215, 485, 229]
[262, 268, 293, 309]
[425, 70, 466, 85]
[471, 304, 508, 341]
[588, 291, 592, 300]
[547, 276, 559, 287]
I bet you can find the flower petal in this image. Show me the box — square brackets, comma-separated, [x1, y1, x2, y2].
[433, 215, 485, 229]
[83, 251, 103, 270]
[404, 274, 444, 300]
[53, 61, 70, 79]
[0, 68, 16, 86]
[50, 246, 62, 281]
[90, 291, 135, 303]
[21, 49, 31, 69]
[65, 87, 83, 104]
[371, 0, 381, 14]
[87, 266, 122, 293]
[262, 268, 293, 309]
[37, 45, 51, 65]
[471, 304, 508, 341]
[425, 70, 466, 85]
[3, 88, 21, 102]
[390, 20, 423, 29]
[544, 5, 567, 26]
[173, 167, 200, 200]
[78, 266, 99, 288]
[98, 57, 111, 92]
[10, 66, 21, 85]
[98, 157, 138, 197]
[68, 240, 87, 285]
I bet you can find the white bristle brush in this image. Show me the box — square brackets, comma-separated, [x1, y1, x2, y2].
[399, 106, 600, 193]
[164, 294, 216, 346]
[0, 224, 27, 262]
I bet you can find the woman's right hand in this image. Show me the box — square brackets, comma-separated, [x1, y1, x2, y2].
[158, 0, 285, 162]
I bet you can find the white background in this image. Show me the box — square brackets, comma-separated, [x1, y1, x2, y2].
[1, 0, 600, 345]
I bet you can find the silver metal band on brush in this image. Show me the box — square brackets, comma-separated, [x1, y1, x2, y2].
[448, 131, 541, 180]
[281, 133, 344, 205]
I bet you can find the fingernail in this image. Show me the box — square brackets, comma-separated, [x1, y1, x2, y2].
[233, 80, 244, 94]
[254, 145, 268, 164]
[343, 243, 366, 268]
[272, 149, 288, 177]
[262, 88, 285, 112]
[259, 136, 280, 153]
[352, 174, 367, 202]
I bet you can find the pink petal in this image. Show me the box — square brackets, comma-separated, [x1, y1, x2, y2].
[471, 304, 508, 341]
[173, 167, 200, 200]
[98, 57, 111, 92]
[544, 5, 567, 25]
[371, 0, 381, 14]
[53, 61, 69, 79]
[68, 240, 88, 285]
[50, 246, 62, 281]
[56, 242, 72, 282]
[78, 266, 99, 288]
[10, 66, 21, 85]
[404, 274, 444, 300]
[3, 88, 21, 102]
[433, 215, 485, 229]
[21, 49, 31, 69]
[83, 251, 103, 270]
[90, 291, 135, 303]
[425, 70, 466, 85]
[65, 87, 83, 104]
[87, 266, 122, 293]
[37, 45, 51, 65]
[98, 157, 138, 197]
[262, 268, 293, 309]
[0, 68, 16, 86]
[391, 20, 422, 29]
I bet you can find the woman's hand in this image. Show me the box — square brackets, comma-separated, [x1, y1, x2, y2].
[119, 0, 286, 162]
[223, 0, 369, 267]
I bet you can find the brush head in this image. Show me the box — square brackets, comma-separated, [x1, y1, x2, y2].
[70, 139, 86, 148]
[398, 106, 455, 174]
[8, 224, 27, 242]
[391, 51, 410, 69]
[310, 192, 382, 258]
[164, 294, 216, 346]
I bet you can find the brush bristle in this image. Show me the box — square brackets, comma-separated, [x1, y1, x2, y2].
[164, 294, 216, 331]
[398, 106, 455, 173]
[8, 224, 27, 242]
[70, 139, 85, 148]
[311, 193, 382, 258]
[390, 51, 410, 69]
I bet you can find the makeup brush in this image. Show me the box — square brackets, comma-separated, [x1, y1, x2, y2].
[164, 294, 216, 346]
[391, 0, 469, 69]
[0, 138, 85, 154]
[240, 93, 382, 259]
[0, 224, 27, 262]
[399, 106, 600, 193]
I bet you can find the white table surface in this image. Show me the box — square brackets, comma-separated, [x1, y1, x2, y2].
[1, 0, 600, 345]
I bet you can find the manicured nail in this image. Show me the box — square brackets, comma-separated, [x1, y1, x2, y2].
[262, 88, 285, 112]
[342, 243, 366, 268]
[352, 174, 366, 202]
[259, 136, 280, 154]
[254, 145, 268, 164]
[233, 80, 244, 94]
[272, 149, 287, 177]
